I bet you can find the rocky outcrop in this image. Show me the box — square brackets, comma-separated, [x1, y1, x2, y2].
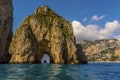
[9, 6, 87, 64]
[0, 0, 13, 63]
[76, 44, 87, 64]
[80, 39, 120, 62]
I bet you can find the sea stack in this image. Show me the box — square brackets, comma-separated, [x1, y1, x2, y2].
[9, 6, 87, 64]
[0, 0, 13, 63]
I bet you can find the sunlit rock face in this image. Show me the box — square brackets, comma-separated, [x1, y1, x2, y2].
[0, 0, 13, 63]
[9, 6, 87, 64]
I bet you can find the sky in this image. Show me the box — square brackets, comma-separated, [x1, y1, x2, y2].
[13, 0, 120, 43]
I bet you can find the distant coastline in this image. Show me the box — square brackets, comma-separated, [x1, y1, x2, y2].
[89, 61, 120, 63]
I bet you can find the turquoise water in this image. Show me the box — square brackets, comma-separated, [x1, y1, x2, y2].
[0, 63, 120, 80]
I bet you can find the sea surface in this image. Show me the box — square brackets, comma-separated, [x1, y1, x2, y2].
[0, 62, 120, 80]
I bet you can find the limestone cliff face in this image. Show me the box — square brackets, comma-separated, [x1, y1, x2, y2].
[9, 6, 86, 64]
[80, 39, 120, 62]
[0, 0, 13, 63]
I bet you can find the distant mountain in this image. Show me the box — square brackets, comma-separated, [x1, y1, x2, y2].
[80, 39, 120, 62]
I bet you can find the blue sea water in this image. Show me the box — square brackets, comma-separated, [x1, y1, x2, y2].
[0, 62, 120, 80]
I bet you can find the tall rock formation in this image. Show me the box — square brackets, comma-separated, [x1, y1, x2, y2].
[80, 39, 120, 62]
[0, 0, 13, 63]
[9, 6, 87, 64]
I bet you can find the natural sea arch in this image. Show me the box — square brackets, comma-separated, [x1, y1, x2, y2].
[41, 53, 50, 63]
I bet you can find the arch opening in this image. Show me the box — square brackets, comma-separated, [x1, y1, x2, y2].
[41, 53, 50, 64]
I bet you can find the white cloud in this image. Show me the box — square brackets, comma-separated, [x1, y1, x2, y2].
[99, 20, 120, 39]
[72, 20, 120, 43]
[83, 18, 88, 22]
[91, 15, 106, 21]
[72, 20, 99, 43]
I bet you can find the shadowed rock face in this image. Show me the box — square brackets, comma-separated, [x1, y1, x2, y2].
[9, 6, 87, 64]
[76, 44, 88, 64]
[0, 0, 13, 63]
